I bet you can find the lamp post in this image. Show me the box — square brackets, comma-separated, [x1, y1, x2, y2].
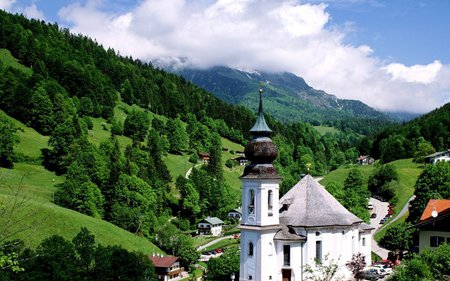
[230, 272, 235, 281]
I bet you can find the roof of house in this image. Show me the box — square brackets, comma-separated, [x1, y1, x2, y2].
[357, 155, 371, 161]
[426, 150, 450, 159]
[201, 216, 224, 225]
[229, 207, 242, 214]
[359, 222, 375, 232]
[279, 175, 363, 227]
[419, 199, 450, 222]
[149, 255, 179, 268]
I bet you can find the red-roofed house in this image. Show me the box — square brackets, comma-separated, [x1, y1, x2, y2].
[356, 155, 374, 165]
[149, 255, 185, 281]
[413, 199, 450, 252]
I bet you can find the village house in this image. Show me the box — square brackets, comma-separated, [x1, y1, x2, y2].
[412, 199, 450, 253]
[228, 207, 242, 221]
[238, 88, 373, 281]
[356, 155, 375, 165]
[234, 156, 249, 166]
[197, 216, 224, 236]
[198, 152, 210, 164]
[425, 150, 450, 164]
[149, 255, 185, 281]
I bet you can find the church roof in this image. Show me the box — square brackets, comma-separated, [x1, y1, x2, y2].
[279, 175, 363, 227]
[274, 225, 306, 241]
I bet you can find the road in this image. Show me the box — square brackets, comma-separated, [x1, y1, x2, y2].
[369, 197, 389, 259]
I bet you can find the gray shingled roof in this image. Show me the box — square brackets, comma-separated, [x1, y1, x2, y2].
[274, 225, 306, 241]
[279, 175, 363, 227]
[203, 217, 224, 225]
[359, 223, 375, 232]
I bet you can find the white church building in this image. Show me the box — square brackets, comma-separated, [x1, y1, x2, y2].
[238, 88, 373, 281]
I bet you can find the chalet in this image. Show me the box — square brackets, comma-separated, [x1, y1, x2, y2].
[234, 156, 249, 166]
[356, 155, 374, 165]
[425, 150, 450, 164]
[198, 152, 210, 164]
[149, 255, 185, 281]
[412, 199, 450, 253]
[198, 216, 224, 236]
[228, 207, 242, 221]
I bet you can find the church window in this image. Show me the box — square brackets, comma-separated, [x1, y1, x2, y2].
[268, 190, 273, 216]
[315, 241, 322, 263]
[249, 242, 254, 256]
[248, 189, 255, 214]
[362, 237, 366, 246]
[283, 245, 291, 266]
[315, 231, 320, 236]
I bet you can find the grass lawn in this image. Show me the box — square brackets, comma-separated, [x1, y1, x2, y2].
[313, 126, 340, 135]
[374, 212, 409, 242]
[202, 237, 239, 252]
[0, 48, 32, 76]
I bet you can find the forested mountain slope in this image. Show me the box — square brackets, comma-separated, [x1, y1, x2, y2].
[178, 66, 393, 134]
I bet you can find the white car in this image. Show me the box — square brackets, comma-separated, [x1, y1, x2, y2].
[371, 265, 392, 275]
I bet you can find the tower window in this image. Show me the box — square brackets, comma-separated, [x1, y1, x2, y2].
[268, 190, 273, 216]
[315, 241, 322, 263]
[248, 189, 255, 214]
[283, 245, 290, 266]
[362, 237, 366, 247]
[248, 242, 254, 256]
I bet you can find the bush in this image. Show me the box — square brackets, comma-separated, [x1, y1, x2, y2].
[225, 159, 234, 169]
[82, 116, 93, 130]
[189, 153, 198, 163]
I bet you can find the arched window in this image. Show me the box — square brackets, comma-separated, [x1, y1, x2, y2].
[248, 189, 255, 214]
[249, 242, 254, 256]
[268, 190, 273, 216]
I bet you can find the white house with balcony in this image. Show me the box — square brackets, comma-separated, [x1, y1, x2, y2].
[198, 216, 224, 236]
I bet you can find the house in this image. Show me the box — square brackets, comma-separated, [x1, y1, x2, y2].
[239, 88, 373, 281]
[149, 255, 185, 281]
[198, 216, 224, 236]
[228, 207, 242, 221]
[425, 150, 450, 164]
[412, 199, 450, 253]
[356, 155, 375, 165]
[234, 156, 249, 166]
[198, 152, 210, 163]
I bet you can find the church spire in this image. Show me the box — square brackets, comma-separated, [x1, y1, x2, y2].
[242, 84, 279, 178]
[249, 83, 272, 135]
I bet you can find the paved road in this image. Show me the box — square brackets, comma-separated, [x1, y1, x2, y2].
[389, 195, 415, 224]
[369, 197, 389, 259]
[197, 235, 234, 251]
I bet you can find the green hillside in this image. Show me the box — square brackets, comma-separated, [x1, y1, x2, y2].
[320, 159, 422, 216]
[0, 48, 32, 76]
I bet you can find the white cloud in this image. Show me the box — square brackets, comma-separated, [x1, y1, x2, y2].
[383, 60, 442, 84]
[0, 0, 15, 10]
[24, 3, 45, 20]
[52, 0, 450, 113]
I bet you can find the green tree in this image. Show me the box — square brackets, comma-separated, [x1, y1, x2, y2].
[207, 132, 223, 181]
[166, 117, 188, 153]
[29, 86, 54, 134]
[206, 247, 240, 280]
[72, 227, 96, 279]
[379, 223, 414, 252]
[408, 161, 450, 223]
[0, 113, 18, 168]
[367, 164, 398, 199]
[123, 110, 150, 142]
[413, 137, 435, 163]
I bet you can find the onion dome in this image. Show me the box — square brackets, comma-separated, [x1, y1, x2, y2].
[242, 86, 280, 178]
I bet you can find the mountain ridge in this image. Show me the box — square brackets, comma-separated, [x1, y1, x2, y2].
[176, 66, 392, 128]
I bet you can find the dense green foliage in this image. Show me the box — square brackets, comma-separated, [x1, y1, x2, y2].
[0, 112, 18, 168]
[379, 222, 414, 252]
[408, 161, 450, 223]
[0, 228, 156, 281]
[368, 164, 398, 200]
[206, 247, 240, 280]
[371, 103, 450, 163]
[388, 243, 450, 281]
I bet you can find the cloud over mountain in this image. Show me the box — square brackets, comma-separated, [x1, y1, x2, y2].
[8, 0, 450, 113]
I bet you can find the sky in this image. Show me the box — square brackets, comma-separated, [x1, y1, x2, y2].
[1, 0, 449, 114]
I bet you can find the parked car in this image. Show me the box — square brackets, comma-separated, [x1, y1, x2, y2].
[372, 264, 392, 275]
[360, 269, 381, 280]
[379, 217, 388, 224]
[368, 202, 374, 210]
[214, 248, 222, 254]
[376, 259, 394, 268]
[371, 213, 377, 219]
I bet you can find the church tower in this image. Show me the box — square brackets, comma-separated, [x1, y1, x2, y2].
[239, 86, 281, 281]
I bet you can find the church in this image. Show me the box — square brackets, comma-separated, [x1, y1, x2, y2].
[238, 88, 373, 281]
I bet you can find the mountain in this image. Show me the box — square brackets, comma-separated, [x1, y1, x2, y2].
[177, 66, 391, 126]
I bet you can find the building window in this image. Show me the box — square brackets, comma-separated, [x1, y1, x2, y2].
[430, 236, 445, 247]
[268, 190, 273, 216]
[283, 245, 291, 266]
[362, 237, 366, 247]
[249, 242, 254, 256]
[316, 241, 322, 263]
[248, 276, 252, 280]
[447, 237, 450, 244]
[248, 189, 255, 214]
